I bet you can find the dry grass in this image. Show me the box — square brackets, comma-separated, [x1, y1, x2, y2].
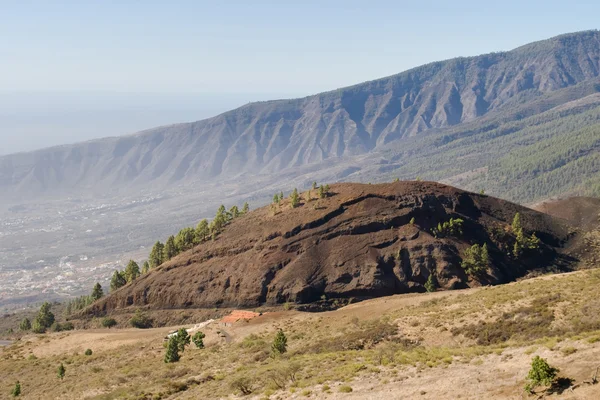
[2, 269, 600, 399]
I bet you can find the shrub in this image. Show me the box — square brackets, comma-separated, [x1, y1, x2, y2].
[525, 356, 558, 393]
[339, 385, 353, 393]
[192, 331, 206, 349]
[84, 349, 93, 356]
[57, 363, 66, 380]
[230, 376, 253, 395]
[433, 218, 464, 237]
[266, 362, 300, 390]
[452, 297, 556, 345]
[11, 381, 21, 397]
[409, 217, 415, 225]
[129, 310, 152, 329]
[60, 322, 74, 331]
[49, 322, 62, 332]
[101, 317, 117, 328]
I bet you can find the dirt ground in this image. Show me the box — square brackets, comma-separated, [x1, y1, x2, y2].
[3, 270, 600, 399]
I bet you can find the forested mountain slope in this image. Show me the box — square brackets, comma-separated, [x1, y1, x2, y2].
[1, 30, 600, 202]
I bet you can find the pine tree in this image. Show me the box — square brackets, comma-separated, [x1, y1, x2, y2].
[209, 205, 229, 235]
[164, 235, 177, 260]
[290, 188, 300, 208]
[124, 260, 140, 283]
[461, 244, 489, 276]
[273, 193, 280, 204]
[110, 270, 126, 292]
[192, 331, 206, 349]
[312, 181, 318, 190]
[31, 320, 44, 334]
[195, 219, 209, 242]
[481, 243, 489, 265]
[35, 302, 55, 332]
[57, 363, 65, 380]
[242, 202, 250, 214]
[19, 318, 31, 331]
[175, 227, 196, 252]
[512, 212, 522, 233]
[271, 329, 288, 355]
[229, 205, 240, 219]
[164, 336, 180, 363]
[91, 283, 104, 301]
[149, 241, 165, 268]
[176, 328, 190, 352]
[318, 185, 325, 199]
[141, 261, 150, 274]
[11, 381, 21, 397]
[424, 274, 436, 292]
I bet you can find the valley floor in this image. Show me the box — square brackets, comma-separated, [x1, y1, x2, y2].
[3, 270, 600, 399]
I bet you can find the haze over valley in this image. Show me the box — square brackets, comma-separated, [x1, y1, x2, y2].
[2, 31, 600, 310]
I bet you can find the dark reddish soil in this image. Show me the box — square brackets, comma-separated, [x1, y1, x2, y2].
[533, 197, 600, 231]
[90, 182, 585, 315]
[533, 197, 600, 266]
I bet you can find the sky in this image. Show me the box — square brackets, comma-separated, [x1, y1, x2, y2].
[0, 0, 599, 154]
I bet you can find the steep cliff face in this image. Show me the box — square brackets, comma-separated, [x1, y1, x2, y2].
[89, 182, 579, 314]
[2, 31, 600, 198]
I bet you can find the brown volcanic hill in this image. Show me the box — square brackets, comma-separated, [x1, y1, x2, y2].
[533, 196, 600, 267]
[91, 182, 580, 314]
[533, 197, 600, 231]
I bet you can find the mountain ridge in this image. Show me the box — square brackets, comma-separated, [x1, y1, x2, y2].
[2, 30, 600, 202]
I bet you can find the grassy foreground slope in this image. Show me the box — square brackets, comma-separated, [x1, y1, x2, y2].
[3, 269, 600, 399]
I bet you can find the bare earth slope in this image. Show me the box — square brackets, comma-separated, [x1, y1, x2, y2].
[4, 269, 600, 399]
[91, 181, 578, 314]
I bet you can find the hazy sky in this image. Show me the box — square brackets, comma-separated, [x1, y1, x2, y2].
[1, 0, 598, 154]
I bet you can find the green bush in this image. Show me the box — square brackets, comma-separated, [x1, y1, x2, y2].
[339, 385, 353, 393]
[433, 218, 464, 237]
[11, 381, 21, 397]
[129, 310, 153, 329]
[57, 363, 65, 380]
[525, 356, 558, 393]
[61, 322, 74, 331]
[84, 349, 93, 356]
[230, 376, 253, 395]
[192, 331, 206, 349]
[101, 317, 117, 328]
